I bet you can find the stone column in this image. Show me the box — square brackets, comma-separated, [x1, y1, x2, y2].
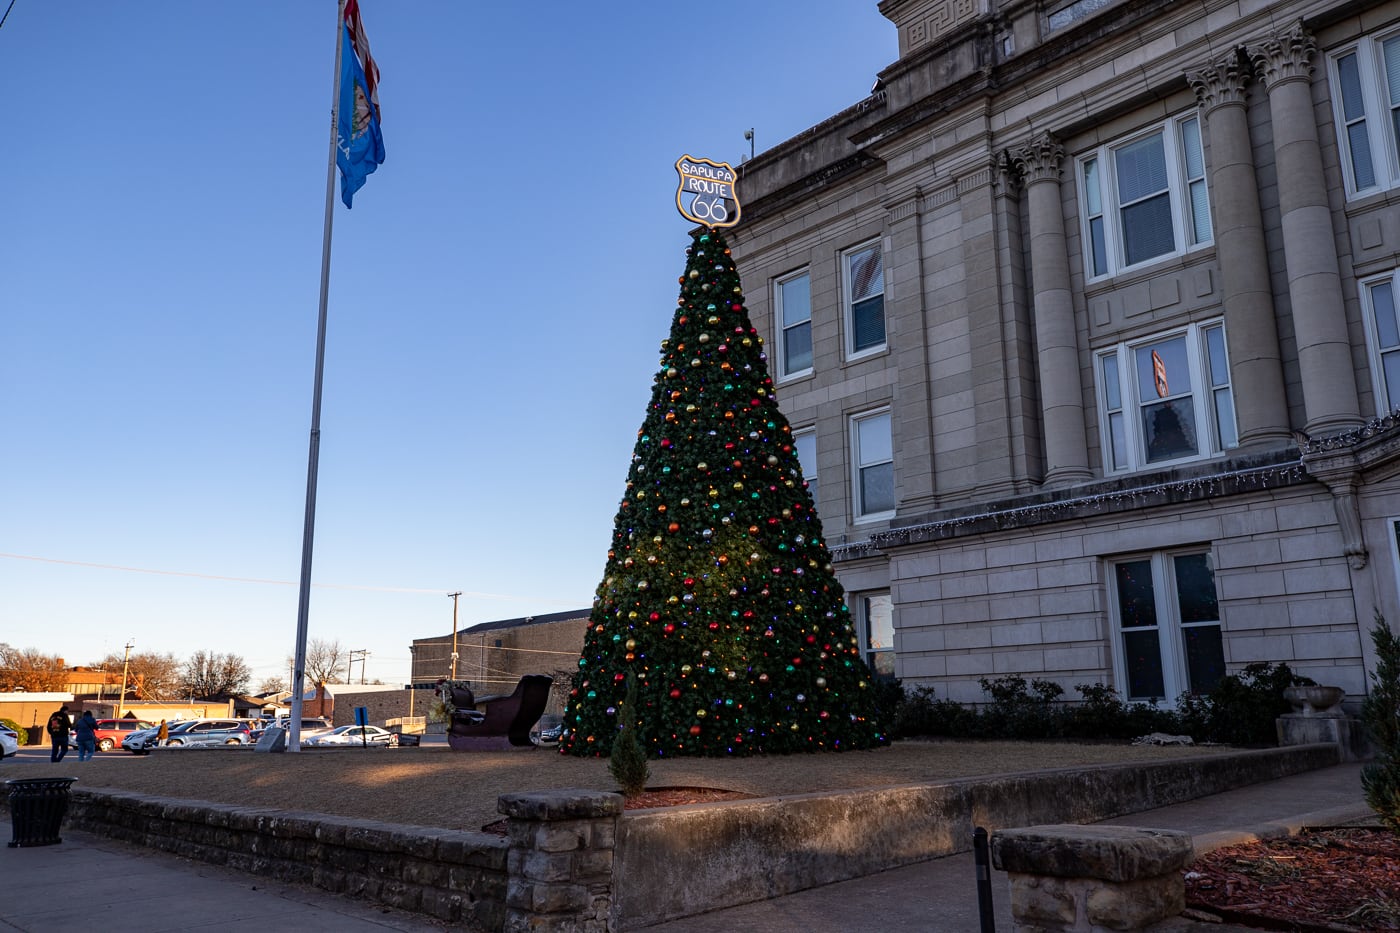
[1187, 53, 1291, 449]
[1248, 23, 1362, 435]
[1011, 133, 1092, 485]
[498, 789, 622, 933]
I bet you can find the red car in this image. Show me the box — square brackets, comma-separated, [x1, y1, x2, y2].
[69, 719, 155, 753]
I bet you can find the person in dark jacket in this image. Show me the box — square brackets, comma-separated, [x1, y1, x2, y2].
[73, 711, 98, 761]
[46, 705, 71, 762]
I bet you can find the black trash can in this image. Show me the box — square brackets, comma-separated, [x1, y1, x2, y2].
[6, 777, 76, 848]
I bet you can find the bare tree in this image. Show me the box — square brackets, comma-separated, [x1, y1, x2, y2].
[181, 650, 251, 698]
[0, 644, 66, 692]
[95, 650, 181, 702]
[257, 675, 287, 695]
[287, 638, 348, 686]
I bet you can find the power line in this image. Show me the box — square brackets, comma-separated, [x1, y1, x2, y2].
[0, 551, 580, 604]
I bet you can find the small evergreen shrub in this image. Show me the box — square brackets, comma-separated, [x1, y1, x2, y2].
[974, 675, 1066, 739]
[608, 674, 650, 798]
[0, 716, 25, 745]
[1181, 662, 1312, 746]
[1361, 613, 1400, 833]
[892, 685, 982, 738]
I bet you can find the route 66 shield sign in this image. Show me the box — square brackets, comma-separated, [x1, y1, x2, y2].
[675, 155, 741, 228]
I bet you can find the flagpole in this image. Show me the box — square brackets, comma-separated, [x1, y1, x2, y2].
[289, 0, 347, 753]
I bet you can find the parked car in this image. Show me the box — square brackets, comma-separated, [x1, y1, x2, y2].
[247, 717, 333, 744]
[68, 719, 154, 753]
[0, 724, 18, 758]
[531, 715, 564, 747]
[303, 725, 399, 747]
[122, 719, 250, 753]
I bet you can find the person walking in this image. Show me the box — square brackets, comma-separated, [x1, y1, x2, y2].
[46, 705, 71, 762]
[157, 719, 169, 747]
[74, 710, 98, 761]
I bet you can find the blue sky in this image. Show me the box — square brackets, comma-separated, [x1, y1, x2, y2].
[1, 2, 897, 688]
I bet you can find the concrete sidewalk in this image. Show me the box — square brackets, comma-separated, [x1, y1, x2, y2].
[0, 763, 1373, 932]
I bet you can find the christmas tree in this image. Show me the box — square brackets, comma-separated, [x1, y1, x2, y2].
[560, 227, 887, 758]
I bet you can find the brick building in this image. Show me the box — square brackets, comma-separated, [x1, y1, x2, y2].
[410, 609, 589, 715]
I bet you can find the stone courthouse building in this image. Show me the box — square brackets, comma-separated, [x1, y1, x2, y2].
[727, 0, 1400, 705]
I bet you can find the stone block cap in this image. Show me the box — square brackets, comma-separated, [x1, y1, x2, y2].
[991, 825, 1194, 882]
[497, 788, 624, 820]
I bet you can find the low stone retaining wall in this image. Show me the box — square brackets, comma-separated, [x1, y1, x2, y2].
[610, 744, 1340, 928]
[4, 744, 1340, 931]
[62, 790, 510, 930]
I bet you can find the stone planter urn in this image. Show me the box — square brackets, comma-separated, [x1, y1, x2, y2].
[1283, 685, 1345, 717]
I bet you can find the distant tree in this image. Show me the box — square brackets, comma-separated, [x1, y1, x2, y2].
[287, 638, 348, 687]
[95, 651, 181, 702]
[181, 651, 252, 698]
[257, 675, 287, 695]
[0, 644, 67, 692]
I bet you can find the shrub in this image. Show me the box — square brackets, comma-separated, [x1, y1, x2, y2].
[892, 685, 984, 738]
[978, 675, 1065, 739]
[868, 677, 906, 733]
[0, 716, 25, 745]
[1361, 613, 1400, 833]
[1182, 662, 1312, 746]
[608, 673, 650, 798]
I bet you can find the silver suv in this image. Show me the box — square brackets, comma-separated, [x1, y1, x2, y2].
[122, 719, 251, 753]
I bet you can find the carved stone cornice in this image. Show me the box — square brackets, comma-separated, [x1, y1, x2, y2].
[1187, 52, 1250, 113]
[1247, 21, 1316, 90]
[995, 149, 1019, 197]
[1009, 133, 1063, 186]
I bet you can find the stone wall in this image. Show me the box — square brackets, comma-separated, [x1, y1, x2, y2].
[62, 789, 509, 930]
[610, 744, 1339, 929]
[8, 745, 1340, 931]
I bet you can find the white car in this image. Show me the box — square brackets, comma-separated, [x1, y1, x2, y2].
[0, 724, 18, 758]
[303, 725, 399, 747]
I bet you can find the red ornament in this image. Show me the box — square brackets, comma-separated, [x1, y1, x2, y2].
[689, 725, 702, 736]
[670, 689, 681, 699]
[663, 623, 675, 634]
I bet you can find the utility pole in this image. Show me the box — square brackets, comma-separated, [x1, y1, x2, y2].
[448, 591, 461, 680]
[117, 640, 134, 719]
[349, 648, 370, 684]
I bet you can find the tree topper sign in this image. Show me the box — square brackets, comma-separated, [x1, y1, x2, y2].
[675, 155, 741, 228]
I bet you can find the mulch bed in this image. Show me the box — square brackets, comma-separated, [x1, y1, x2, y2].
[1185, 829, 1400, 931]
[479, 786, 754, 835]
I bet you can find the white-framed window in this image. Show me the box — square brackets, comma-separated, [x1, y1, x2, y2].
[1329, 33, 1400, 197]
[1360, 270, 1400, 412]
[1095, 320, 1236, 473]
[1108, 550, 1225, 702]
[855, 592, 895, 679]
[1077, 114, 1212, 279]
[775, 270, 813, 379]
[843, 241, 885, 357]
[850, 409, 895, 520]
[793, 428, 818, 508]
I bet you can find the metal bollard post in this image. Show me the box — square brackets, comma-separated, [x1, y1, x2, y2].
[973, 826, 995, 933]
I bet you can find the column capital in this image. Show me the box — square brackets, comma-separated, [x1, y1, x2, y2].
[1247, 21, 1316, 90]
[1187, 52, 1250, 113]
[1009, 133, 1064, 186]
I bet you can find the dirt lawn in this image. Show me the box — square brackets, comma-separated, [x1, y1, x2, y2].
[60, 740, 1235, 833]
